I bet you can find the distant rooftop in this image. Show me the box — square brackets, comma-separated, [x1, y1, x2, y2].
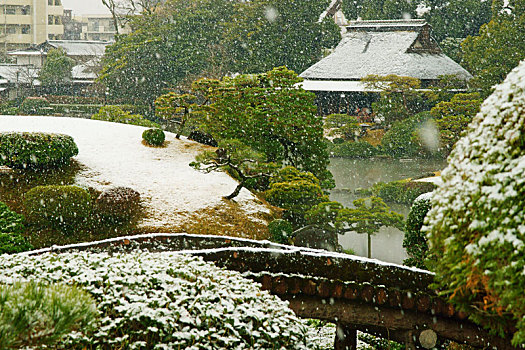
[300, 19, 472, 85]
[346, 19, 427, 32]
[8, 40, 110, 58]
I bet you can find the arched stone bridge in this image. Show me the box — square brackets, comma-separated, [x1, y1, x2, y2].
[27, 233, 517, 350]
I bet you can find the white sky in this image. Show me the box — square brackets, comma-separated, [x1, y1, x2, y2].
[61, 0, 111, 15]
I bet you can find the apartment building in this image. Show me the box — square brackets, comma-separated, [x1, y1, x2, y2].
[1, 0, 64, 52]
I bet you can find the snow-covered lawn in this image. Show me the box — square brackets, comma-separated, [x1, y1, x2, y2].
[0, 116, 272, 236]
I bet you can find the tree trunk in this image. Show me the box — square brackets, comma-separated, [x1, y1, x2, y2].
[224, 182, 244, 200]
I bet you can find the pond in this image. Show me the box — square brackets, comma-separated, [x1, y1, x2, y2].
[328, 157, 447, 264]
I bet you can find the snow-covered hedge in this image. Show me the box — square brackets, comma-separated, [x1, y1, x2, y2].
[0, 251, 311, 349]
[424, 60, 525, 345]
[403, 192, 432, 269]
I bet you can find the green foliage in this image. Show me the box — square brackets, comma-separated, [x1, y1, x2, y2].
[368, 179, 437, 205]
[342, 0, 417, 22]
[194, 67, 333, 188]
[425, 60, 525, 345]
[430, 93, 482, 155]
[266, 167, 328, 227]
[380, 116, 424, 158]
[461, 4, 525, 96]
[0, 201, 32, 254]
[403, 195, 432, 269]
[92, 105, 159, 127]
[23, 185, 92, 229]
[335, 196, 404, 235]
[0, 201, 24, 235]
[0, 233, 33, 254]
[191, 139, 278, 199]
[19, 97, 51, 115]
[359, 332, 404, 350]
[363, 75, 430, 126]
[226, 0, 340, 74]
[0, 132, 78, 169]
[99, 0, 339, 105]
[37, 48, 75, 94]
[155, 92, 198, 138]
[142, 128, 165, 146]
[0, 281, 97, 349]
[330, 141, 381, 158]
[268, 219, 293, 244]
[305, 201, 344, 228]
[324, 114, 361, 141]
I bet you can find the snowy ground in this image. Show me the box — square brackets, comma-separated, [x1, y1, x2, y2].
[0, 116, 272, 234]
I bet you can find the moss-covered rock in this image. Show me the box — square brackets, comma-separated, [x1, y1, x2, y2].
[425, 60, 525, 345]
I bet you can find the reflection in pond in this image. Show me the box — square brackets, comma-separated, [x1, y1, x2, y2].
[328, 157, 446, 264]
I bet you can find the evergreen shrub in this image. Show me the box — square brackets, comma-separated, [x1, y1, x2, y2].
[24, 185, 92, 228]
[403, 193, 432, 269]
[369, 180, 436, 205]
[92, 106, 159, 128]
[50, 104, 102, 116]
[0, 201, 32, 254]
[0, 281, 97, 349]
[19, 97, 51, 115]
[425, 60, 525, 345]
[331, 140, 380, 158]
[142, 128, 165, 146]
[0, 132, 78, 169]
[268, 219, 293, 244]
[0, 252, 312, 349]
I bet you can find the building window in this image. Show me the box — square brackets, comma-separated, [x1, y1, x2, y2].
[55, 0, 61, 5]
[21, 25, 31, 34]
[55, 16, 60, 25]
[7, 26, 16, 34]
[48, 15, 53, 25]
[4, 6, 16, 15]
[21, 6, 30, 15]
[48, 0, 53, 5]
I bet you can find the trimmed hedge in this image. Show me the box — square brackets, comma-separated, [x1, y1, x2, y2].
[24, 185, 92, 228]
[92, 106, 159, 128]
[0, 132, 78, 169]
[94, 186, 141, 222]
[50, 104, 103, 116]
[19, 97, 51, 116]
[403, 193, 432, 269]
[0, 201, 24, 235]
[142, 128, 165, 146]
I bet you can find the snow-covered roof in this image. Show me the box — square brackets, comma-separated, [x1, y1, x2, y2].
[300, 20, 473, 84]
[299, 79, 381, 92]
[0, 64, 39, 85]
[8, 40, 109, 58]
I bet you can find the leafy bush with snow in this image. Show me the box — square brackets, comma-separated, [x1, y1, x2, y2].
[0, 201, 32, 254]
[0, 281, 97, 349]
[92, 105, 159, 128]
[0, 132, 78, 169]
[24, 185, 92, 229]
[19, 96, 51, 115]
[403, 193, 432, 269]
[0, 252, 311, 349]
[424, 60, 525, 345]
[142, 128, 165, 146]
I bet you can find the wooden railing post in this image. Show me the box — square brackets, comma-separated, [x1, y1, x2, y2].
[334, 323, 357, 350]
